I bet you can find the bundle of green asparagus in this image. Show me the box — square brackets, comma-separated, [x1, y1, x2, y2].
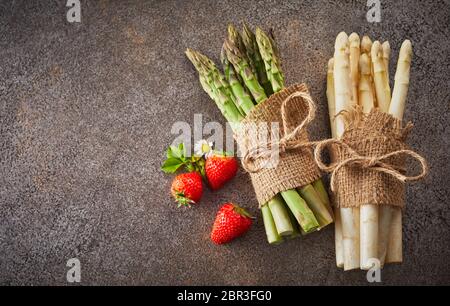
[186, 23, 334, 244]
[326, 32, 422, 270]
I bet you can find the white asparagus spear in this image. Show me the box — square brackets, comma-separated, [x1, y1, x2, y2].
[334, 209, 344, 268]
[358, 53, 379, 270]
[327, 58, 337, 139]
[349, 33, 360, 106]
[334, 32, 360, 271]
[382, 41, 391, 92]
[371, 41, 391, 112]
[361, 36, 376, 107]
[334, 32, 351, 138]
[372, 41, 397, 266]
[361, 205, 380, 270]
[327, 57, 344, 268]
[375, 42, 394, 266]
[388, 40, 412, 119]
[358, 54, 375, 113]
[385, 40, 413, 263]
[361, 35, 373, 56]
[378, 205, 394, 265]
[386, 209, 402, 263]
[340, 207, 360, 270]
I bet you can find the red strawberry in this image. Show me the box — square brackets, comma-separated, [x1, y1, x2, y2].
[205, 154, 238, 190]
[171, 172, 203, 207]
[211, 203, 253, 244]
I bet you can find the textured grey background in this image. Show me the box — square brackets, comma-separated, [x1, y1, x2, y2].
[0, 0, 449, 285]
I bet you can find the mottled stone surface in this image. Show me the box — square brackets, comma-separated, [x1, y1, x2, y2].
[0, 0, 449, 285]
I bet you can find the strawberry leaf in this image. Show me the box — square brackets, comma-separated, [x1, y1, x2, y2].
[166, 146, 173, 159]
[161, 157, 184, 173]
[167, 143, 185, 160]
[162, 142, 206, 176]
[180, 143, 186, 158]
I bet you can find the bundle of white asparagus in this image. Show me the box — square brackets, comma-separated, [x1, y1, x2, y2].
[327, 32, 414, 270]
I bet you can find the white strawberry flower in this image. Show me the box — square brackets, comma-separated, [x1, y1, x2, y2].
[194, 139, 213, 158]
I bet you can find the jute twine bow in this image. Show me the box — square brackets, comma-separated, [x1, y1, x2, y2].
[242, 90, 317, 173]
[314, 138, 428, 192]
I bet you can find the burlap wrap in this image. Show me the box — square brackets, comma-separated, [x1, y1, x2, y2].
[235, 83, 321, 208]
[314, 108, 428, 209]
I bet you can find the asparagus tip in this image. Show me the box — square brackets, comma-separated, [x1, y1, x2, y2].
[220, 44, 226, 62]
[335, 32, 348, 50]
[382, 41, 391, 59]
[242, 20, 251, 30]
[227, 23, 239, 40]
[185, 48, 198, 66]
[227, 23, 236, 31]
[361, 35, 373, 53]
[328, 58, 334, 71]
[400, 40, 412, 53]
[349, 32, 360, 44]
[185, 48, 193, 57]
[371, 40, 382, 58]
[398, 40, 413, 63]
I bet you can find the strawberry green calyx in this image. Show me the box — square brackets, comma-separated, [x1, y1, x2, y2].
[173, 191, 195, 208]
[161, 143, 205, 177]
[233, 204, 253, 219]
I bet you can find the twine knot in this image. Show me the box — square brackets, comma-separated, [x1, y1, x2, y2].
[365, 157, 380, 168]
[242, 90, 317, 173]
[314, 138, 428, 192]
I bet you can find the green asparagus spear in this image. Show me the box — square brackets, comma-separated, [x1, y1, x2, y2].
[227, 24, 247, 56]
[312, 179, 334, 217]
[268, 28, 281, 62]
[286, 206, 301, 239]
[195, 51, 245, 117]
[281, 189, 319, 233]
[261, 205, 283, 244]
[223, 39, 268, 104]
[225, 25, 248, 88]
[227, 24, 259, 78]
[186, 49, 243, 125]
[298, 184, 333, 228]
[242, 22, 273, 96]
[186, 49, 225, 114]
[220, 46, 255, 115]
[255, 27, 284, 93]
[267, 194, 294, 236]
